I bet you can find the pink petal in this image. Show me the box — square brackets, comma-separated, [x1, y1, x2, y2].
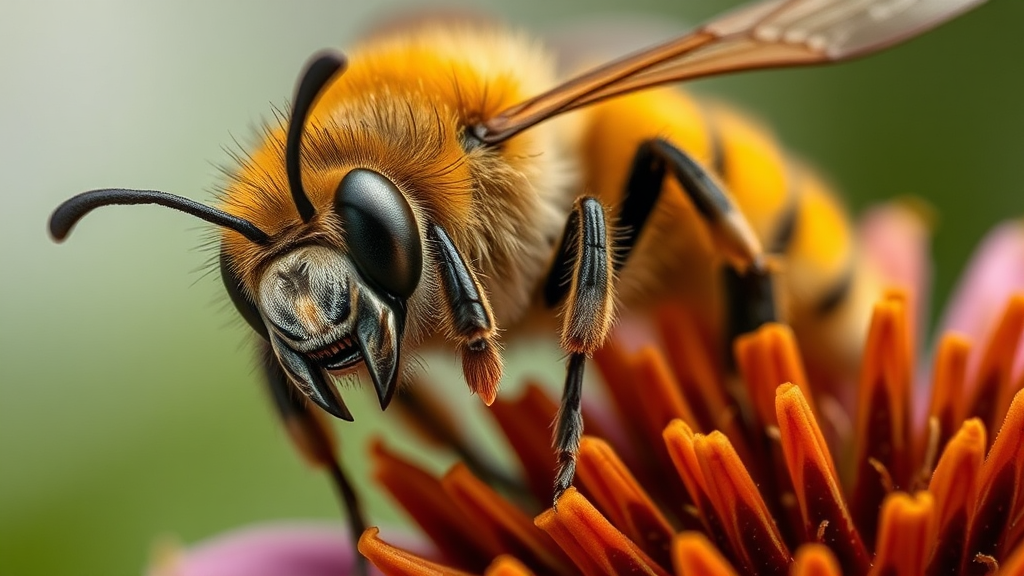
[937, 221, 1024, 380]
[859, 201, 933, 335]
[146, 522, 375, 576]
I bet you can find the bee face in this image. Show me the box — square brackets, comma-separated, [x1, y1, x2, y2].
[256, 244, 399, 414]
[257, 245, 358, 367]
[252, 167, 425, 417]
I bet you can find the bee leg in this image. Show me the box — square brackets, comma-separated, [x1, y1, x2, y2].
[428, 223, 503, 405]
[618, 138, 777, 335]
[543, 196, 615, 502]
[259, 341, 369, 576]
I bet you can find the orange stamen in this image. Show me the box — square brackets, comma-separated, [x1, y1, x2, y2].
[370, 440, 496, 570]
[963, 388, 1024, 567]
[600, 345, 706, 508]
[870, 492, 935, 576]
[851, 292, 913, 546]
[672, 532, 741, 576]
[998, 543, 1024, 576]
[663, 420, 727, 543]
[484, 556, 538, 576]
[790, 544, 843, 576]
[924, 333, 971, 452]
[488, 383, 560, 504]
[535, 488, 670, 576]
[358, 527, 476, 576]
[776, 384, 869, 574]
[631, 346, 699, 435]
[655, 304, 730, 433]
[925, 418, 986, 574]
[441, 463, 573, 574]
[967, 294, 1024, 438]
[736, 323, 813, 428]
[575, 436, 676, 568]
[693, 431, 791, 575]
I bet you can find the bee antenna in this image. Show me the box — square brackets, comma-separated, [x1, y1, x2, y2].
[49, 188, 270, 244]
[286, 51, 348, 223]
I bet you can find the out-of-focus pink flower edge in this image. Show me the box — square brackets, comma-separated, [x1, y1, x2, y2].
[146, 521, 400, 576]
[862, 206, 1024, 393]
[937, 219, 1024, 378]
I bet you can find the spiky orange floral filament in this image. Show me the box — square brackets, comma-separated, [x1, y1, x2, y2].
[925, 418, 986, 574]
[672, 532, 740, 576]
[575, 436, 675, 568]
[776, 384, 869, 574]
[851, 291, 913, 545]
[870, 492, 934, 576]
[535, 488, 670, 576]
[966, 295, 1024, 436]
[790, 545, 843, 576]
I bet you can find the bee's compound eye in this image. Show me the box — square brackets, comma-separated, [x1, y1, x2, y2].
[335, 168, 422, 299]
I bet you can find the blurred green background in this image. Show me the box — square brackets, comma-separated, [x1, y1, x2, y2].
[2, 0, 1021, 574]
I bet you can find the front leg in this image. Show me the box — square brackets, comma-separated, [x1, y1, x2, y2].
[429, 223, 503, 405]
[544, 196, 615, 501]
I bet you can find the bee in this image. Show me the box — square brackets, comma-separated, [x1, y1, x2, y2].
[49, 0, 986, 551]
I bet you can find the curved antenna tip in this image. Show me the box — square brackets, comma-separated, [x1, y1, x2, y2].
[47, 188, 270, 245]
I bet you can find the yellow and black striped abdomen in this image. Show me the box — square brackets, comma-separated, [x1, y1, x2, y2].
[576, 86, 879, 373]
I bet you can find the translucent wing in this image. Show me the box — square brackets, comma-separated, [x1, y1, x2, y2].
[478, 0, 986, 144]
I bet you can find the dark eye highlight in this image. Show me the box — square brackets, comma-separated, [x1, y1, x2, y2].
[335, 169, 423, 300]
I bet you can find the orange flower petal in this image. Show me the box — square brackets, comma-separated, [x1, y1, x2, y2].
[963, 388, 1024, 568]
[790, 544, 843, 576]
[869, 492, 935, 576]
[595, 344, 703, 508]
[672, 532, 741, 576]
[735, 325, 817, 529]
[998, 543, 1024, 576]
[370, 440, 496, 570]
[358, 527, 476, 576]
[655, 304, 732, 434]
[851, 292, 913, 546]
[593, 338, 647, 450]
[488, 382, 560, 504]
[923, 333, 971, 458]
[441, 463, 574, 574]
[925, 418, 986, 575]
[736, 323, 813, 429]
[631, 346, 699, 435]
[663, 419, 729, 544]
[967, 294, 1024, 438]
[535, 488, 670, 576]
[694, 431, 791, 575]
[484, 556, 537, 576]
[776, 384, 869, 574]
[575, 436, 675, 569]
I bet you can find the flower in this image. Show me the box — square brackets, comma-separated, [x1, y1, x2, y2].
[151, 210, 1024, 576]
[356, 213, 1024, 576]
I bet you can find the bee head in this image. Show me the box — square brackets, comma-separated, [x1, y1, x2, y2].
[227, 53, 424, 419]
[241, 167, 423, 419]
[50, 51, 424, 421]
